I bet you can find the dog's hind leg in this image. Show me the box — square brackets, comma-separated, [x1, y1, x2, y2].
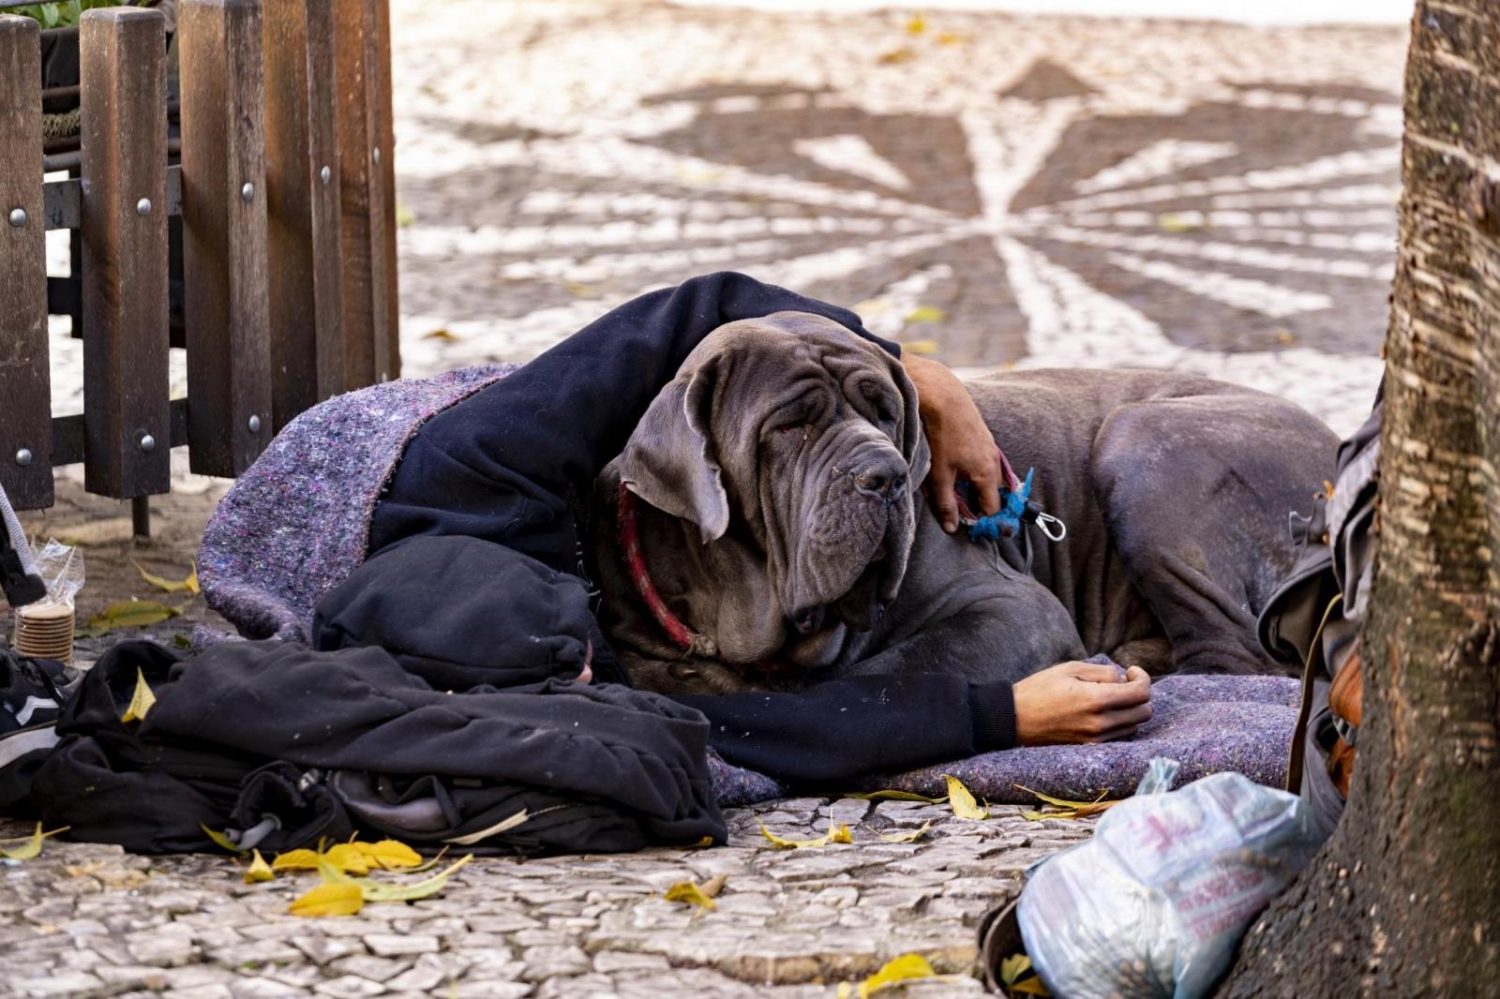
[1090, 394, 1336, 676]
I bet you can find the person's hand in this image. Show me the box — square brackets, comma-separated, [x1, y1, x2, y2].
[1012, 661, 1152, 745]
[900, 353, 1002, 532]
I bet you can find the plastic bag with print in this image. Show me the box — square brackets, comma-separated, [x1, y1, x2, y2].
[1015, 758, 1325, 999]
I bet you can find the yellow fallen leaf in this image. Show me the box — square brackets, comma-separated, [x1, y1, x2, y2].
[858, 953, 938, 997]
[904, 305, 946, 324]
[1001, 952, 1052, 994]
[1156, 212, 1202, 233]
[878, 821, 933, 844]
[119, 668, 157, 724]
[0, 823, 69, 860]
[877, 46, 913, 65]
[243, 849, 274, 883]
[423, 328, 459, 341]
[200, 824, 248, 854]
[1014, 786, 1116, 820]
[358, 854, 473, 902]
[901, 339, 940, 355]
[935, 31, 971, 45]
[322, 843, 371, 876]
[352, 839, 422, 870]
[849, 790, 948, 803]
[132, 560, 199, 595]
[663, 881, 718, 910]
[905, 14, 925, 33]
[288, 881, 365, 917]
[758, 818, 853, 849]
[1275, 329, 1297, 345]
[270, 848, 321, 871]
[87, 599, 178, 631]
[942, 774, 989, 820]
[396, 204, 416, 228]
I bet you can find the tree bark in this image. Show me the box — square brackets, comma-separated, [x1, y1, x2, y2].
[1222, 2, 1500, 995]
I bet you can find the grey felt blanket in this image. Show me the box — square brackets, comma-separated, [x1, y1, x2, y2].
[709, 674, 1300, 806]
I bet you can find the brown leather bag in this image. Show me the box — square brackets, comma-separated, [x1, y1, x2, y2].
[1326, 640, 1363, 797]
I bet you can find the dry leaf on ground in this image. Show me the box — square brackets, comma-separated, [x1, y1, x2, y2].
[1000, 952, 1052, 995]
[663, 880, 720, 910]
[357, 854, 474, 902]
[1015, 786, 1116, 821]
[87, 598, 178, 632]
[353, 839, 423, 870]
[0, 823, 69, 860]
[878, 821, 933, 844]
[200, 824, 248, 855]
[132, 560, 199, 595]
[759, 818, 854, 849]
[848, 790, 948, 803]
[840, 953, 940, 998]
[904, 305, 946, 324]
[288, 882, 364, 918]
[243, 850, 274, 884]
[942, 774, 989, 820]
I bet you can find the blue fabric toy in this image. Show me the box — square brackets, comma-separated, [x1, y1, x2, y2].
[968, 467, 1034, 541]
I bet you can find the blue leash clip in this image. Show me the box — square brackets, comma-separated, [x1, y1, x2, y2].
[958, 467, 1067, 544]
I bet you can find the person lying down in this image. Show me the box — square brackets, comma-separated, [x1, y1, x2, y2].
[19, 273, 1328, 855]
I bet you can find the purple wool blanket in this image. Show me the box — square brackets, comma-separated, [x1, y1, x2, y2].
[709, 674, 1301, 807]
[199, 365, 514, 642]
[199, 367, 1299, 808]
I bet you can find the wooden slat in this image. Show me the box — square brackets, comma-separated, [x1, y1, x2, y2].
[180, 0, 272, 477]
[264, 0, 344, 430]
[0, 15, 52, 510]
[373, 0, 399, 380]
[79, 7, 171, 499]
[334, 0, 396, 388]
[51, 399, 188, 467]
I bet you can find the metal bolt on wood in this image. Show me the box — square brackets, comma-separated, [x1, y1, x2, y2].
[136, 197, 152, 215]
[247, 414, 262, 433]
[139, 433, 156, 452]
[372, 146, 380, 164]
[15, 448, 32, 467]
[320, 165, 331, 184]
[241, 182, 255, 202]
[7, 207, 25, 227]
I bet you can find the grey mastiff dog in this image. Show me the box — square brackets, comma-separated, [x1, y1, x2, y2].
[591, 312, 1338, 695]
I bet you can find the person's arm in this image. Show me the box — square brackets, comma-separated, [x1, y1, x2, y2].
[370, 272, 901, 567]
[901, 352, 1004, 534]
[672, 661, 1153, 784]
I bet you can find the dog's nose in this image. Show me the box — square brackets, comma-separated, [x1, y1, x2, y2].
[854, 463, 907, 500]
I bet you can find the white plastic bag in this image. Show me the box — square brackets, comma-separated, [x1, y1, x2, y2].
[1016, 759, 1325, 999]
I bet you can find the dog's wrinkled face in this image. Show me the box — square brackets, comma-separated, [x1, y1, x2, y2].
[615, 312, 930, 657]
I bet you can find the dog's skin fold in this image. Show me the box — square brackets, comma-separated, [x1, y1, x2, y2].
[592, 312, 1338, 696]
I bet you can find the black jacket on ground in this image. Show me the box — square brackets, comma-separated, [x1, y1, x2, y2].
[363, 273, 1020, 780]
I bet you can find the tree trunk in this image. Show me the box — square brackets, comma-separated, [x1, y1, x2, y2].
[1222, 2, 1500, 995]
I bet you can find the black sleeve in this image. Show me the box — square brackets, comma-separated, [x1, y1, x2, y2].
[369, 272, 898, 571]
[671, 674, 1017, 785]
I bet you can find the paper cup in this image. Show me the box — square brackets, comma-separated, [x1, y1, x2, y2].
[14, 602, 75, 665]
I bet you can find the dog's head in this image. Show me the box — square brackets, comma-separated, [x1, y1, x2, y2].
[615, 312, 930, 645]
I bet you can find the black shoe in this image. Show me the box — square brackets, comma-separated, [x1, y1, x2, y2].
[0, 648, 77, 770]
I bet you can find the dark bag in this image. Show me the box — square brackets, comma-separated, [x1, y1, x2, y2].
[1256, 398, 1381, 833]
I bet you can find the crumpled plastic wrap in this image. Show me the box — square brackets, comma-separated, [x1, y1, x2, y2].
[31, 538, 85, 608]
[1017, 758, 1326, 999]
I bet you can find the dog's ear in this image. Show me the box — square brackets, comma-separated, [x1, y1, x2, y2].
[891, 357, 932, 490]
[617, 359, 731, 544]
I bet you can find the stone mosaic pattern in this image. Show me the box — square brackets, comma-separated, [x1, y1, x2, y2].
[390, 2, 1405, 437]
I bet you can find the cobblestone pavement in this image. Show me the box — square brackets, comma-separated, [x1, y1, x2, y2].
[13, 3, 1408, 996]
[2, 802, 1089, 998]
